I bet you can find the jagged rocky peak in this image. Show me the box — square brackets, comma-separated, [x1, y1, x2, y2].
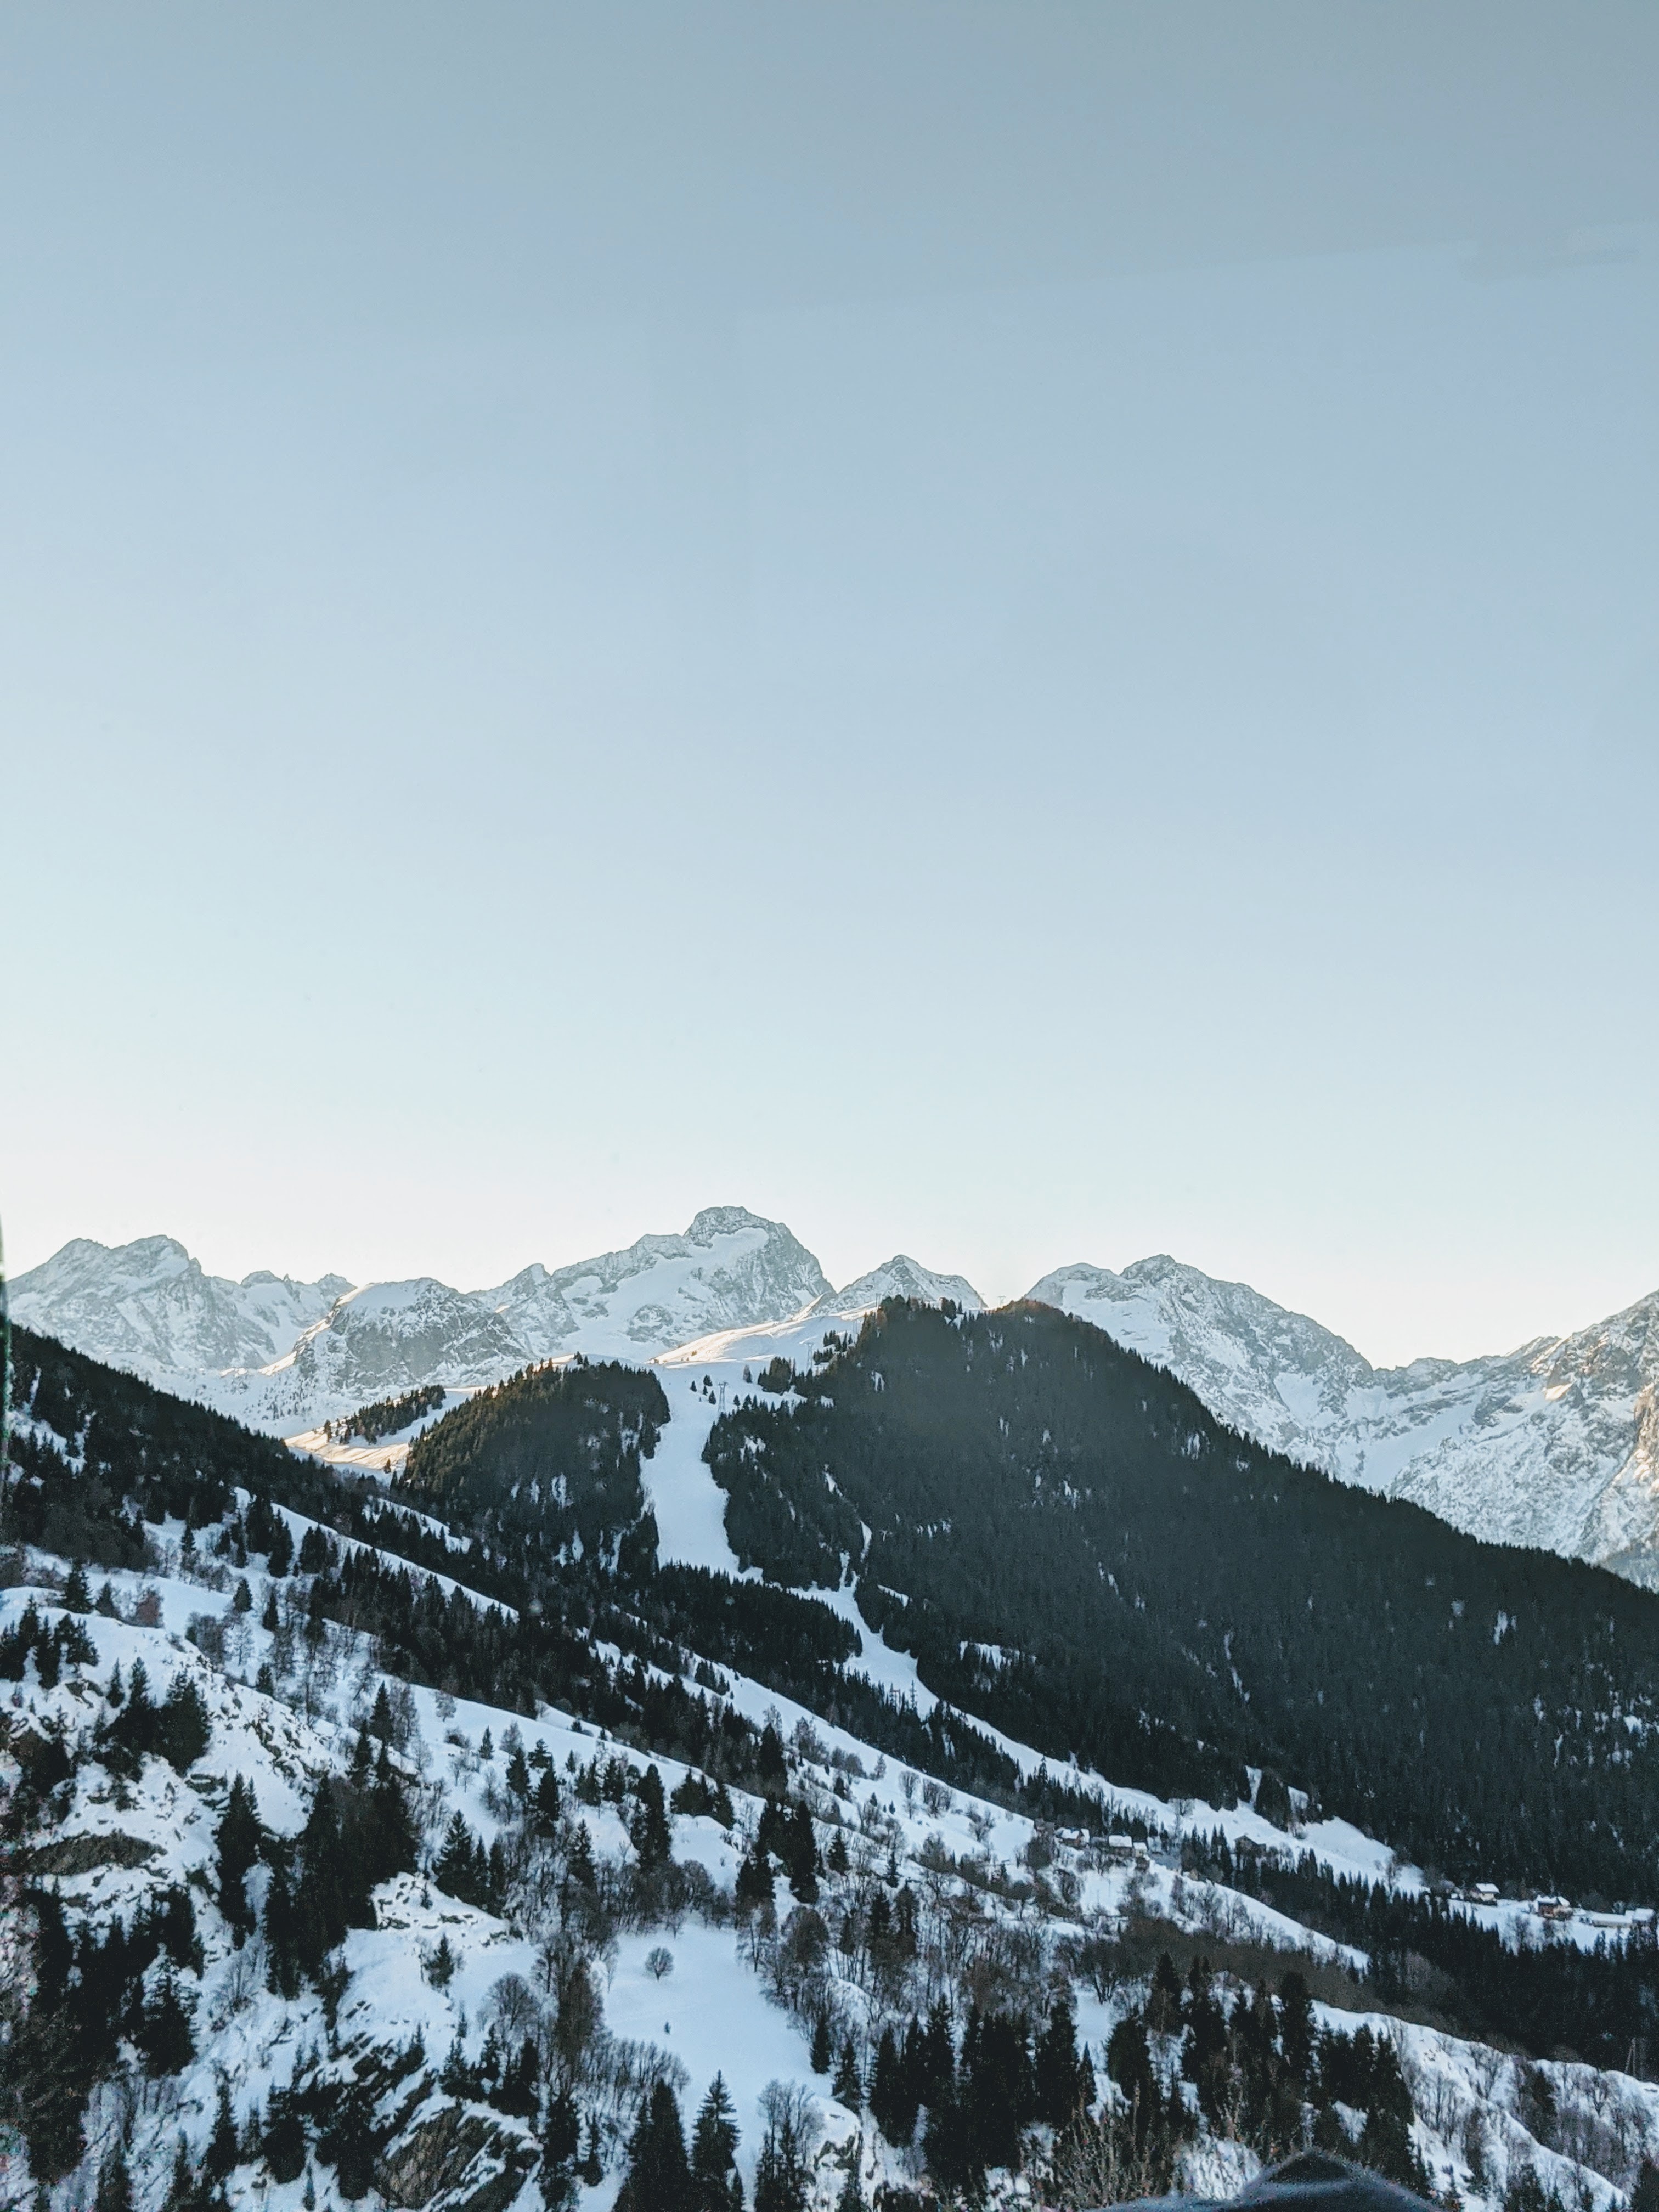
[476, 1204, 833, 1361]
[8, 1234, 351, 1385]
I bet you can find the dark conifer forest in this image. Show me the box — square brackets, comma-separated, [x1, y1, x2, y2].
[702, 1299, 1659, 1899]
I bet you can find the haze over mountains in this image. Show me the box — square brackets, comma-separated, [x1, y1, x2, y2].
[14, 1209, 1659, 1587]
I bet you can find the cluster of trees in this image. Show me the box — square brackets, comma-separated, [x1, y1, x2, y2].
[266, 1762, 420, 1995]
[703, 1297, 1659, 1900]
[97, 1660, 212, 1778]
[0, 1596, 98, 1684]
[1090, 1951, 1427, 2196]
[860, 1991, 1093, 2192]
[3, 1325, 336, 1558]
[736, 1791, 822, 1906]
[325, 1384, 445, 1444]
[1184, 1830, 1659, 2069]
[401, 1357, 668, 1564]
[6, 1735, 420, 2193]
[8, 1881, 205, 2182]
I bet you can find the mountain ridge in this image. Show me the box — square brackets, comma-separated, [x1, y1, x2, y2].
[1026, 1255, 1659, 1584]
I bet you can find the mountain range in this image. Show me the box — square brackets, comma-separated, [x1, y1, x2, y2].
[13, 1214, 1659, 1587]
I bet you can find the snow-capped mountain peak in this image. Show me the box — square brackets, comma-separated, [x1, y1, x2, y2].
[1027, 1255, 1659, 1587]
[825, 1255, 985, 1314]
[472, 1205, 832, 1362]
[8, 1234, 349, 1381]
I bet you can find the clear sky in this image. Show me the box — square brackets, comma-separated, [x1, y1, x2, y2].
[4, 3, 1657, 1367]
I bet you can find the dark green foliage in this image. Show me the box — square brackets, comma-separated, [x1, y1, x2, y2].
[631, 1763, 672, 1866]
[489, 2041, 539, 2119]
[402, 1356, 668, 1562]
[263, 2089, 309, 2183]
[99, 1667, 211, 1773]
[1184, 1828, 1659, 2069]
[707, 1298, 1659, 1895]
[319, 2079, 382, 2200]
[264, 1769, 416, 1989]
[297, 1523, 332, 1575]
[63, 1560, 92, 1611]
[690, 2074, 743, 2211]
[327, 1384, 445, 1446]
[434, 1810, 505, 1912]
[165, 2137, 197, 2212]
[543, 2087, 582, 2208]
[1107, 2015, 1157, 2131]
[11, 1893, 91, 2183]
[138, 1965, 198, 2075]
[755, 2101, 812, 2212]
[95, 2151, 133, 2212]
[870, 2023, 918, 2149]
[1034, 1991, 1091, 2128]
[617, 2079, 692, 2212]
[833, 2037, 864, 2109]
[205, 2078, 240, 2182]
[3, 1325, 333, 1564]
[215, 1774, 265, 1944]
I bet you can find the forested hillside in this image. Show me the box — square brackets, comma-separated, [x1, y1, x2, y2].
[401, 1357, 668, 1567]
[704, 1300, 1659, 1899]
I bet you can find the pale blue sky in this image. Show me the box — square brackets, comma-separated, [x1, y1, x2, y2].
[4, 4, 1657, 1364]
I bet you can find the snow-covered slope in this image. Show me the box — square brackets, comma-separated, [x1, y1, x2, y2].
[7, 1235, 348, 1383]
[8, 1502, 1657, 2212]
[818, 1254, 984, 1315]
[1028, 1256, 1659, 1587]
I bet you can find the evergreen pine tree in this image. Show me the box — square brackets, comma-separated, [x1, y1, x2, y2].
[1035, 1990, 1086, 2128]
[139, 1965, 198, 2076]
[631, 1765, 672, 1867]
[262, 1589, 280, 1631]
[205, 2078, 239, 2181]
[369, 1681, 396, 1742]
[567, 1821, 597, 1891]
[64, 1560, 92, 1612]
[691, 2074, 742, 2212]
[810, 2010, 833, 2074]
[165, 2136, 198, 2212]
[833, 2036, 863, 2109]
[232, 1578, 252, 1614]
[616, 2079, 692, 2212]
[216, 1775, 264, 1945]
[580, 2116, 603, 2187]
[436, 1811, 477, 1902]
[534, 1767, 562, 1830]
[542, 2087, 581, 2209]
[263, 2089, 308, 2183]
